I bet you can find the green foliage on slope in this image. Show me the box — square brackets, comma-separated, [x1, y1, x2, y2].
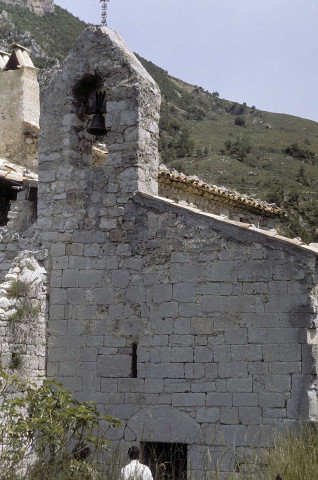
[136, 56, 318, 242]
[0, 1, 87, 63]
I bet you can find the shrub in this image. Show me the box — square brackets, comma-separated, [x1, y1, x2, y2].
[235, 116, 246, 126]
[227, 102, 246, 115]
[8, 303, 40, 323]
[296, 165, 308, 185]
[0, 366, 120, 480]
[265, 185, 284, 206]
[6, 279, 39, 324]
[7, 279, 30, 299]
[288, 187, 301, 206]
[224, 137, 251, 162]
[175, 129, 195, 158]
[283, 143, 316, 163]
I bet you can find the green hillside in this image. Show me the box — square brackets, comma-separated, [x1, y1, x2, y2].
[0, 2, 86, 63]
[138, 57, 318, 242]
[0, 2, 317, 242]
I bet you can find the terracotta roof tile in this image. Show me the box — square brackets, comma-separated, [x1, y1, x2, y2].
[158, 169, 284, 217]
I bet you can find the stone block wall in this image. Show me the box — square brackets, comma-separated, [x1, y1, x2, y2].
[0, 181, 46, 382]
[0, 250, 47, 381]
[0, 66, 39, 170]
[43, 191, 318, 473]
[38, 26, 318, 475]
[39, 26, 160, 214]
[0, 229, 20, 282]
[23, 122, 39, 168]
[0, 187, 38, 282]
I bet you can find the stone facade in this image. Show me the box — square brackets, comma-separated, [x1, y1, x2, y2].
[37, 26, 318, 475]
[0, 179, 46, 380]
[1, 0, 54, 16]
[0, 250, 47, 381]
[0, 24, 317, 477]
[0, 183, 38, 280]
[0, 44, 44, 382]
[0, 45, 39, 170]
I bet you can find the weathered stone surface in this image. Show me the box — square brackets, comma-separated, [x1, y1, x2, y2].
[127, 405, 201, 443]
[0, 65, 39, 169]
[2, 22, 311, 477]
[0, 251, 47, 381]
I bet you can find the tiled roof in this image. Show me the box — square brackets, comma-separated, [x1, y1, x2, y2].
[158, 170, 284, 217]
[0, 159, 38, 185]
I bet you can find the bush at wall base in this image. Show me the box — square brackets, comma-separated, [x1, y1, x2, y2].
[0, 366, 120, 480]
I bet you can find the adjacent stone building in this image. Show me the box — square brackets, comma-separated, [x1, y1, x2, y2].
[0, 43, 39, 170]
[0, 25, 318, 477]
[0, 45, 45, 382]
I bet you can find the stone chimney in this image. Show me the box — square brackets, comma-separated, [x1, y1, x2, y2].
[0, 51, 10, 70]
[0, 44, 40, 171]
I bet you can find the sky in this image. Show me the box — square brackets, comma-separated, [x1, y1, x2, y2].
[54, 0, 318, 123]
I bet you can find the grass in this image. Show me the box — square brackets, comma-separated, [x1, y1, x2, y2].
[263, 424, 318, 480]
[103, 427, 318, 479]
[6, 279, 30, 299]
[6, 279, 40, 323]
[8, 302, 39, 323]
[0, 398, 316, 479]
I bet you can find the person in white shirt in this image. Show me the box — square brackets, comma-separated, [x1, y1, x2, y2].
[121, 445, 154, 480]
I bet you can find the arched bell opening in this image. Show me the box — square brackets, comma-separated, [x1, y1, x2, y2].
[72, 73, 109, 165]
[73, 73, 104, 109]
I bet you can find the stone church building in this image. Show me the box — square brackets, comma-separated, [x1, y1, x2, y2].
[0, 26, 318, 476]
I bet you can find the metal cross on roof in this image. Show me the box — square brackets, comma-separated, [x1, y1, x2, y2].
[100, 0, 110, 26]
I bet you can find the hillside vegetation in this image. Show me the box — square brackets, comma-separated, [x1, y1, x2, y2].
[1, 2, 317, 242]
[138, 56, 318, 242]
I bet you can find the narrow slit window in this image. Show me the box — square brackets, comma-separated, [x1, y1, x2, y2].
[131, 343, 138, 378]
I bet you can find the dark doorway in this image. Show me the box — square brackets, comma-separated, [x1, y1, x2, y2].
[141, 442, 187, 480]
[0, 184, 17, 227]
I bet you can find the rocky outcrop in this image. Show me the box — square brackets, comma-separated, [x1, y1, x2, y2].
[1, 0, 54, 16]
[0, 10, 60, 89]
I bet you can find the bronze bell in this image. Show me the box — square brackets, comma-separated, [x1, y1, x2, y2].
[87, 113, 107, 136]
[87, 91, 107, 137]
